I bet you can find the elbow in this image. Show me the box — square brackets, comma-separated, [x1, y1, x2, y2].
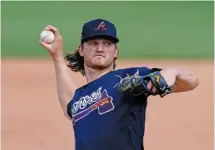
[190, 75, 199, 91]
[193, 75, 200, 90]
[186, 70, 200, 91]
[173, 69, 200, 93]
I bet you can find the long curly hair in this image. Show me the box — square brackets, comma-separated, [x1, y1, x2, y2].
[64, 48, 117, 76]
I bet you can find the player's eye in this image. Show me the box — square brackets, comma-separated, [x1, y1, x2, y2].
[89, 41, 98, 46]
[104, 41, 113, 46]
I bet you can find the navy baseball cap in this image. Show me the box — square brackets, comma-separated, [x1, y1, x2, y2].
[81, 18, 119, 43]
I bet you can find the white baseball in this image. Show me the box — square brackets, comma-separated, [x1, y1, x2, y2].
[40, 30, 55, 44]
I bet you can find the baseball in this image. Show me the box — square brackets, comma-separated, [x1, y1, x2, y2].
[40, 30, 55, 44]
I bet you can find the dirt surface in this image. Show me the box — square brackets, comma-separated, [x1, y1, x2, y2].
[2, 59, 214, 150]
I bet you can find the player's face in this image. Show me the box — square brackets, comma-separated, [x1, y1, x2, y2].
[79, 38, 118, 70]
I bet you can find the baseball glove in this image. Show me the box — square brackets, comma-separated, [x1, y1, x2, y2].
[116, 71, 173, 97]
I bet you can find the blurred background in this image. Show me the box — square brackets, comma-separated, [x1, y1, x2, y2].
[1, 1, 214, 150]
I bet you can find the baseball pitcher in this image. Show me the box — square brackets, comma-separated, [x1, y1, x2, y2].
[40, 18, 199, 150]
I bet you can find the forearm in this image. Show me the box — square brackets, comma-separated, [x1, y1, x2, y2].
[39, 25, 76, 119]
[172, 68, 199, 93]
[160, 68, 199, 93]
[53, 56, 77, 115]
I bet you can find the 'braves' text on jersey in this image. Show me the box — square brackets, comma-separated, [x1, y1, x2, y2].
[67, 67, 153, 150]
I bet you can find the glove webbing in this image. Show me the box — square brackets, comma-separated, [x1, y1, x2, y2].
[143, 71, 173, 97]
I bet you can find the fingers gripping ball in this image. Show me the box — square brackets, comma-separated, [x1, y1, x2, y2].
[40, 30, 55, 44]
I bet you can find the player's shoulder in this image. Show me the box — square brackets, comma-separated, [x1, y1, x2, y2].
[113, 66, 152, 76]
[123, 66, 151, 73]
[73, 66, 160, 92]
[112, 66, 163, 80]
[73, 71, 114, 92]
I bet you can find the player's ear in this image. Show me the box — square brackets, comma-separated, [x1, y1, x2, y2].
[114, 45, 119, 58]
[78, 44, 84, 57]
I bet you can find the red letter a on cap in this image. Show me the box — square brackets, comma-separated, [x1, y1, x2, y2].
[95, 21, 107, 30]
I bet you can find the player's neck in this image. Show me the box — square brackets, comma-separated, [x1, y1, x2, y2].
[85, 65, 113, 83]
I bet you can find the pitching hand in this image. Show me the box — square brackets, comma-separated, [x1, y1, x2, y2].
[40, 25, 63, 60]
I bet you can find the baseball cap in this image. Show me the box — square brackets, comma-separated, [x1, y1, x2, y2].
[81, 18, 119, 43]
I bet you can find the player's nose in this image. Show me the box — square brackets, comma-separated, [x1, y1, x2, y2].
[96, 44, 104, 52]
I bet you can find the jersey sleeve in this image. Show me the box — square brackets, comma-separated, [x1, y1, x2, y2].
[66, 89, 80, 120]
[67, 101, 73, 119]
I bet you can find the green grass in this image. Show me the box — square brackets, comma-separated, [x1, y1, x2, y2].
[1, 1, 214, 59]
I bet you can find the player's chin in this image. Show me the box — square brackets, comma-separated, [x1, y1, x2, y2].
[91, 60, 109, 69]
[92, 57, 106, 64]
[92, 62, 106, 68]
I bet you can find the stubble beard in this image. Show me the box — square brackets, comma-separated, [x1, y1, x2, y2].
[85, 60, 113, 71]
